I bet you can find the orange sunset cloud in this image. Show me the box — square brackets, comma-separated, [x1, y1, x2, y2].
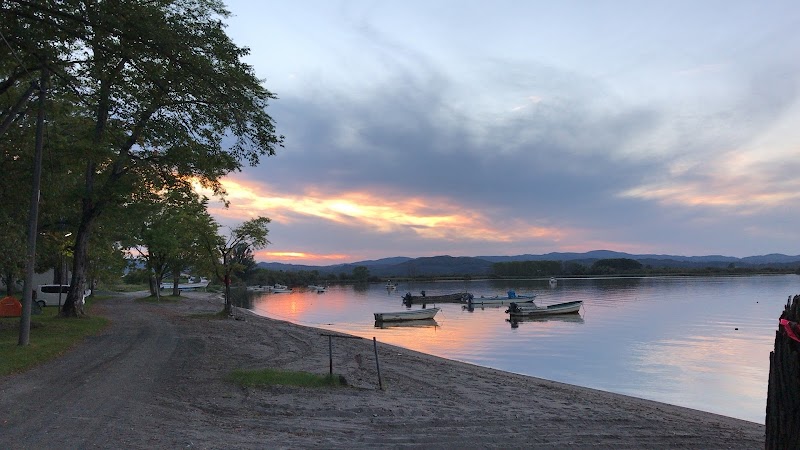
[200, 178, 569, 244]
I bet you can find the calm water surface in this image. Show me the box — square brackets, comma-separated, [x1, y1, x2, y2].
[246, 275, 800, 423]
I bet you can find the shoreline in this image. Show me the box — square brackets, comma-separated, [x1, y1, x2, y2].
[175, 290, 764, 448]
[1, 290, 766, 448]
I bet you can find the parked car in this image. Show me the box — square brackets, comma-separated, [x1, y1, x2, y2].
[35, 284, 91, 307]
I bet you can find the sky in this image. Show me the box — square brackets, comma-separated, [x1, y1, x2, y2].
[209, 0, 800, 265]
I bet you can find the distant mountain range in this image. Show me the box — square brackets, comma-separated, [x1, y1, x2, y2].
[256, 250, 800, 277]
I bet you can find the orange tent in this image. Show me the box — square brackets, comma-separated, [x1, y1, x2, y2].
[0, 295, 22, 317]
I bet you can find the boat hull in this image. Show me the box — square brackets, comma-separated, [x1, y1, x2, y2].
[402, 292, 470, 305]
[507, 300, 582, 316]
[374, 307, 440, 322]
[468, 297, 535, 306]
[375, 318, 438, 329]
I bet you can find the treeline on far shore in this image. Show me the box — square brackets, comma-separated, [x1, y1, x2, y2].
[185, 258, 800, 289]
[488, 258, 800, 278]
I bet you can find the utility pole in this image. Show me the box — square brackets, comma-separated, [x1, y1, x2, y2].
[18, 67, 48, 345]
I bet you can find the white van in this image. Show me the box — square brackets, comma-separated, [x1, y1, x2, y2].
[35, 285, 91, 307]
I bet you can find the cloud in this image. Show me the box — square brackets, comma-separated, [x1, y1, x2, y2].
[213, 2, 800, 263]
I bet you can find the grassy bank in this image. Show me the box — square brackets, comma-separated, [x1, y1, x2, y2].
[0, 299, 109, 376]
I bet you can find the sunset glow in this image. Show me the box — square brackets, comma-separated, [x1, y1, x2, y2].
[195, 1, 800, 264]
[199, 178, 575, 263]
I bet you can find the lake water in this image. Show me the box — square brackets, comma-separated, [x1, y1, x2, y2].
[244, 274, 800, 424]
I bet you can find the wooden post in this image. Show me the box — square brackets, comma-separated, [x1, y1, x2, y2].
[766, 294, 800, 449]
[373, 337, 383, 390]
[328, 335, 333, 375]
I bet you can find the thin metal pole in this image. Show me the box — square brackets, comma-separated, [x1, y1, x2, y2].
[328, 335, 333, 375]
[19, 68, 47, 345]
[373, 337, 383, 390]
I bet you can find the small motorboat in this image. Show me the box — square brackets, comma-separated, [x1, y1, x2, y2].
[308, 284, 327, 293]
[375, 318, 439, 329]
[467, 290, 536, 305]
[402, 292, 471, 305]
[271, 284, 292, 293]
[506, 300, 582, 317]
[246, 285, 270, 292]
[374, 307, 440, 322]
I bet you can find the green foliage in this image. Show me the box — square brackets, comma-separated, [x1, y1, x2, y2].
[127, 190, 218, 295]
[227, 368, 344, 388]
[492, 260, 563, 277]
[1, 0, 284, 315]
[123, 268, 151, 285]
[352, 265, 370, 282]
[591, 258, 643, 273]
[202, 217, 271, 314]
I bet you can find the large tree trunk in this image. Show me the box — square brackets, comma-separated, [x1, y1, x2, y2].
[171, 270, 180, 297]
[3, 271, 13, 296]
[765, 294, 800, 448]
[61, 188, 97, 317]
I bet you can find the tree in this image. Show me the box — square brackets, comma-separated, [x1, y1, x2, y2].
[124, 188, 217, 300]
[202, 217, 270, 315]
[352, 266, 370, 282]
[1, 1, 284, 316]
[230, 242, 257, 282]
[591, 258, 643, 273]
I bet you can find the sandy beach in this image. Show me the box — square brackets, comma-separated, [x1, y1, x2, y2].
[0, 290, 765, 448]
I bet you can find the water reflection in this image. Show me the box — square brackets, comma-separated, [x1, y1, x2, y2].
[246, 275, 800, 423]
[507, 314, 585, 328]
[374, 318, 439, 329]
[353, 282, 369, 293]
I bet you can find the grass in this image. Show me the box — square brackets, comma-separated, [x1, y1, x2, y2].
[228, 368, 345, 388]
[0, 298, 109, 376]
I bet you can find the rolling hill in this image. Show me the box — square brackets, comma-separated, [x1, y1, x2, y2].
[256, 250, 800, 277]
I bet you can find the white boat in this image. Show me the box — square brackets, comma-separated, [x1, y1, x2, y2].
[549, 277, 558, 286]
[271, 284, 292, 293]
[467, 290, 536, 305]
[160, 277, 210, 290]
[374, 307, 440, 322]
[506, 300, 582, 316]
[308, 284, 327, 292]
[385, 281, 397, 290]
[247, 285, 270, 292]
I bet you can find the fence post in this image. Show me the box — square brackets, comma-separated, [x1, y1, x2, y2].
[373, 337, 383, 390]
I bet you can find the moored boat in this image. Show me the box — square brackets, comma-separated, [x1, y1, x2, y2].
[375, 318, 439, 329]
[308, 284, 327, 292]
[467, 290, 536, 305]
[374, 307, 440, 322]
[506, 300, 582, 316]
[160, 277, 210, 290]
[402, 292, 471, 305]
[272, 284, 292, 293]
[247, 285, 270, 292]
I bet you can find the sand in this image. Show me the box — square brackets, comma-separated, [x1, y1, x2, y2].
[0, 290, 765, 449]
